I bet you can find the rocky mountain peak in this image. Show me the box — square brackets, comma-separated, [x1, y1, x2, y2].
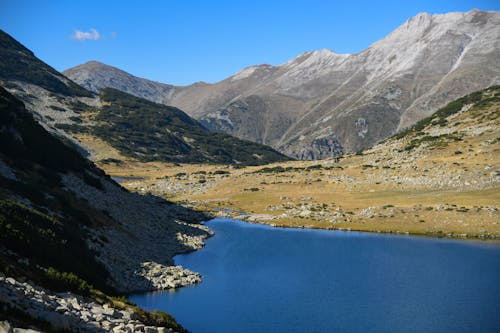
[230, 64, 276, 81]
[64, 60, 175, 102]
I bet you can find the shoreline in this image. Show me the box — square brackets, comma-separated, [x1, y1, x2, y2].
[0, 218, 214, 333]
[100, 157, 499, 243]
[208, 211, 500, 242]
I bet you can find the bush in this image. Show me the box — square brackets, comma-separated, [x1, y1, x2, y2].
[306, 164, 322, 170]
[213, 170, 230, 175]
[45, 267, 94, 295]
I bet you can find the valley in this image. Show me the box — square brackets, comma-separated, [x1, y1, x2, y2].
[98, 87, 500, 239]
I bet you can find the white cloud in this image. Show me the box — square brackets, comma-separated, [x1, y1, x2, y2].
[72, 28, 101, 41]
[110, 31, 117, 39]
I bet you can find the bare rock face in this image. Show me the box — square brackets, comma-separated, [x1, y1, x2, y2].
[64, 10, 500, 159]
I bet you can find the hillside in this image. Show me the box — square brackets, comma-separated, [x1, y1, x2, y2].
[0, 30, 288, 167]
[65, 10, 500, 159]
[0, 86, 212, 331]
[0, 30, 91, 97]
[103, 86, 500, 239]
[56, 88, 290, 165]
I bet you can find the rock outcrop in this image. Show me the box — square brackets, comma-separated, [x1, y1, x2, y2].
[0, 274, 177, 333]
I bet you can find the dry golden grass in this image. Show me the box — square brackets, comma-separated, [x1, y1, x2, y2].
[73, 134, 126, 162]
[95, 154, 499, 239]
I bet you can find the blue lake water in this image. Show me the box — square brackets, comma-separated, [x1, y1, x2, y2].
[111, 176, 144, 183]
[130, 218, 500, 333]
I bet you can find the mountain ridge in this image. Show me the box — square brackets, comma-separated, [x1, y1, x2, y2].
[64, 9, 500, 159]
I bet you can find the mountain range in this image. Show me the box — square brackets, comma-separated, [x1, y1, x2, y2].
[65, 9, 500, 159]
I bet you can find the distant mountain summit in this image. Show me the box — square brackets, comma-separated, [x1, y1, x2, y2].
[65, 10, 500, 159]
[64, 61, 175, 102]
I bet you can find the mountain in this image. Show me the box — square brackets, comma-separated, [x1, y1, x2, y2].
[0, 86, 212, 331]
[64, 60, 176, 103]
[61, 88, 290, 165]
[0, 29, 289, 166]
[65, 10, 500, 159]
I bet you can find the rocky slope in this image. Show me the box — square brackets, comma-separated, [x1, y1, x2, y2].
[0, 29, 289, 166]
[0, 86, 210, 331]
[65, 10, 500, 159]
[0, 274, 179, 333]
[0, 31, 91, 98]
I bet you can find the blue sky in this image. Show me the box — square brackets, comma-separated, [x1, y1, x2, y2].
[1, 0, 499, 85]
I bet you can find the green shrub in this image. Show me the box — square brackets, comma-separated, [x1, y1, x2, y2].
[306, 164, 322, 170]
[44, 267, 94, 295]
[213, 170, 230, 175]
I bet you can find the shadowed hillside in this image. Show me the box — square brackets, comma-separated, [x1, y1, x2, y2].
[0, 86, 211, 331]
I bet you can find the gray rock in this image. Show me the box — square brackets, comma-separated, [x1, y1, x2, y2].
[0, 321, 13, 333]
[0, 277, 169, 333]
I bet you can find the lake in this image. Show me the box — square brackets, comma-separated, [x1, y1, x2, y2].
[111, 176, 144, 183]
[130, 218, 500, 333]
